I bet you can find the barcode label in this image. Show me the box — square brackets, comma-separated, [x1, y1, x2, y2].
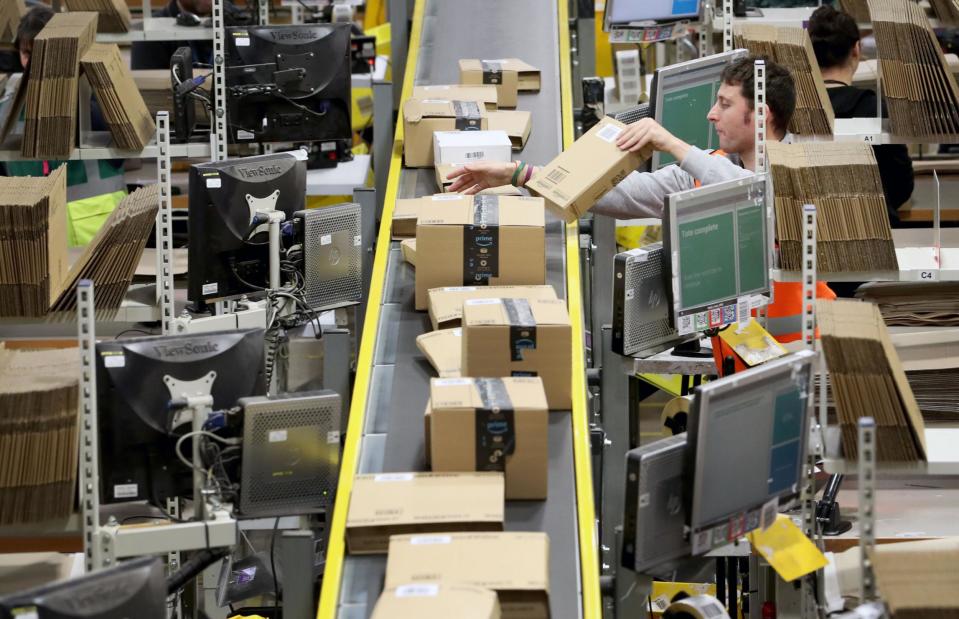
[546, 168, 567, 183]
[596, 124, 623, 143]
[396, 584, 440, 598]
[703, 603, 724, 617]
[410, 535, 452, 545]
[464, 151, 484, 159]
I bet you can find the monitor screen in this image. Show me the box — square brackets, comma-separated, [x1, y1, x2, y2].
[664, 174, 770, 335]
[650, 49, 748, 170]
[605, 0, 702, 29]
[685, 350, 815, 555]
[96, 329, 266, 506]
[0, 557, 165, 619]
[187, 151, 306, 310]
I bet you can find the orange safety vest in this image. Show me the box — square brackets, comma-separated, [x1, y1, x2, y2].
[690, 150, 836, 373]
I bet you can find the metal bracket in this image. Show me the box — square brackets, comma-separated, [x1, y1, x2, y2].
[165, 372, 217, 431]
[155, 112, 175, 335]
[858, 417, 877, 602]
[801, 204, 817, 350]
[754, 60, 767, 175]
[212, 0, 229, 162]
[77, 280, 103, 572]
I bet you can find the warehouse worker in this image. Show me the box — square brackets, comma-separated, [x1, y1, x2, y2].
[448, 55, 834, 343]
[132, 0, 214, 70]
[2, 6, 128, 247]
[808, 4, 913, 227]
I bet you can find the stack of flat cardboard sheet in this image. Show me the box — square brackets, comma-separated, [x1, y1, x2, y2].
[928, 0, 959, 27]
[0, 344, 79, 526]
[817, 299, 927, 462]
[0, 166, 69, 318]
[857, 281, 959, 327]
[81, 43, 155, 151]
[63, 0, 131, 33]
[768, 141, 898, 273]
[839, 0, 871, 23]
[869, 0, 959, 138]
[0, 0, 26, 43]
[21, 12, 98, 159]
[870, 538, 959, 619]
[733, 24, 835, 136]
[50, 183, 159, 314]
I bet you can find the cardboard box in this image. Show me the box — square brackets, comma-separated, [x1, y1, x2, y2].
[433, 130, 512, 166]
[401, 238, 417, 267]
[371, 585, 501, 619]
[417, 328, 462, 377]
[488, 110, 532, 151]
[414, 195, 546, 310]
[64, 0, 131, 33]
[462, 297, 572, 410]
[345, 472, 504, 554]
[81, 43, 156, 151]
[429, 377, 549, 500]
[526, 117, 652, 223]
[459, 59, 520, 108]
[404, 99, 488, 168]
[412, 84, 499, 110]
[393, 194, 469, 239]
[428, 285, 558, 330]
[385, 532, 550, 619]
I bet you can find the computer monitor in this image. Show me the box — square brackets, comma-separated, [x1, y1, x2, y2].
[96, 329, 266, 506]
[0, 556, 165, 619]
[187, 151, 306, 311]
[224, 24, 352, 147]
[663, 174, 770, 336]
[685, 350, 816, 555]
[649, 49, 748, 170]
[604, 0, 702, 31]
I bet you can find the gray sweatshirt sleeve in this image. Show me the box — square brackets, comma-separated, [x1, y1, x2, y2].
[590, 146, 755, 220]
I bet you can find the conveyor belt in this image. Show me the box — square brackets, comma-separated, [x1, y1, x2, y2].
[317, 1, 598, 618]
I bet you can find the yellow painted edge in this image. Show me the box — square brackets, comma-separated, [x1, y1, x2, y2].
[315, 0, 426, 617]
[559, 2, 602, 618]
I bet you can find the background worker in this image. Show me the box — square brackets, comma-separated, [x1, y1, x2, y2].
[131, 0, 214, 70]
[808, 4, 914, 227]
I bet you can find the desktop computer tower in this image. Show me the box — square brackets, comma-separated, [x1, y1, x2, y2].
[294, 203, 363, 310]
[622, 433, 690, 575]
[612, 242, 686, 357]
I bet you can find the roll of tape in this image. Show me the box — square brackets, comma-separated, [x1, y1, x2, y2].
[660, 395, 692, 436]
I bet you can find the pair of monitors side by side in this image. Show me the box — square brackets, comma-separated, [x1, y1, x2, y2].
[609, 49, 770, 358]
[622, 349, 816, 575]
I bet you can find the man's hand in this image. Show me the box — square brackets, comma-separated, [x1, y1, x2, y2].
[445, 161, 517, 194]
[615, 118, 690, 163]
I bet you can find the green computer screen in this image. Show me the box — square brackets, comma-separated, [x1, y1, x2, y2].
[677, 211, 737, 308]
[658, 81, 720, 168]
[737, 203, 766, 293]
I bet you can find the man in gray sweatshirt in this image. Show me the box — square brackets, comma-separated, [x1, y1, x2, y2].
[447, 55, 796, 220]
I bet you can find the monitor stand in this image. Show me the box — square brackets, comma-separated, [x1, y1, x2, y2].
[672, 339, 714, 359]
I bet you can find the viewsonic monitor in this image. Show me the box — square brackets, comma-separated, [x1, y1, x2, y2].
[604, 0, 702, 31]
[96, 329, 266, 506]
[224, 24, 352, 146]
[685, 350, 816, 555]
[650, 49, 748, 169]
[0, 557, 164, 619]
[187, 151, 306, 310]
[663, 174, 770, 336]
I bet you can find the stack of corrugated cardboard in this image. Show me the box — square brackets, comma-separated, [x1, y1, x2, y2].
[733, 24, 835, 136]
[81, 43, 155, 150]
[63, 0, 131, 33]
[817, 299, 927, 462]
[0, 0, 26, 44]
[857, 281, 959, 327]
[21, 12, 98, 159]
[50, 184, 160, 314]
[768, 141, 898, 273]
[0, 344, 79, 526]
[928, 0, 959, 27]
[869, 0, 959, 138]
[0, 166, 69, 318]
[839, 0, 871, 22]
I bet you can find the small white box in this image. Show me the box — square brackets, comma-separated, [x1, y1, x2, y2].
[432, 130, 512, 166]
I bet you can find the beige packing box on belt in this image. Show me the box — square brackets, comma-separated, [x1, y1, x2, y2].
[403, 99, 488, 167]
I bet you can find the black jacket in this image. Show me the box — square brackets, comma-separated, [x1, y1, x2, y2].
[826, 84, 914, 227]
[131, 0, 214, 70]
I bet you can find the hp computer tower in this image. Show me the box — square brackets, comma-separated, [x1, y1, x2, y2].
[293, 203, 363, 310]
[622, 433, 691, 574]
[239, 391, 341, 517]
[612, 242, 687, 357]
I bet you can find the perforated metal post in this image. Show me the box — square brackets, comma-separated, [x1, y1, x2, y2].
[258, 0, 269, 24]
[858, 418, 877, 602]
[723, 0, 733, 53]
[77, 280, 104, 572]
[754, 60, 767, 175]
[212, 0, 228, 162]
[801, 204, 817, 350]
[155, 113, 175, 335]
[700, 0, 714, 57]
[166, 497, 182, 616]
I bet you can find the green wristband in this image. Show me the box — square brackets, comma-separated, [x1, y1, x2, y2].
[510, 161, 524, 186]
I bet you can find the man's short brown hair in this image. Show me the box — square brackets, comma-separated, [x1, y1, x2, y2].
[720, 55, 796, 135]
